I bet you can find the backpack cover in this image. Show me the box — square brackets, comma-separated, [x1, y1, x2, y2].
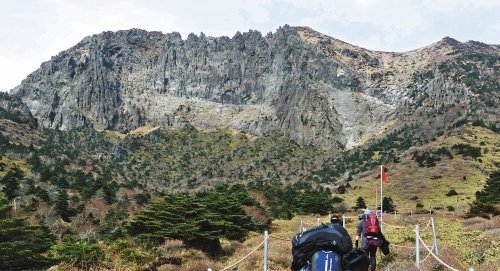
[364, 214, 379, 237]
[364, 214, 383, 248]
[311, 250, 341, 271]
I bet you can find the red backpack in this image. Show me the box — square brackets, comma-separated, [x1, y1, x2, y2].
[364, 213, 379, 237]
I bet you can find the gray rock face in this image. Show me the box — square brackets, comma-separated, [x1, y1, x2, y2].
[0, 93, 37, 128]
[11, 26, 499, 150]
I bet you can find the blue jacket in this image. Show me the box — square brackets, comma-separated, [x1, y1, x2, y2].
[356, 220, 368, 250]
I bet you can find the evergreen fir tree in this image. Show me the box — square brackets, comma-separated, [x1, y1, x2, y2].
[382, 196, 396, 213]
[355, 197, 367, 209]
[100, 208, 128, 241]
[126, 190, 257, 256]
[469, 171, 500, 217]
[336, 184, 346, 194]
[128, 193, 223, 252]
[1, 168, 23, 200]
[296, 188, 332, 215]
[197, 186, 259, 241]
[54, 189, 72, 222]
[475, 171, 500, 203]
[102, 184, 116, 204]
[0, 195, 55, 270]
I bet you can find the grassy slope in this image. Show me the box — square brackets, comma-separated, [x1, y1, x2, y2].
[108, 126, 327, 191]
[340, 125, 500, 213]
[2, 117, 499, 270]
[3, 120, 495, 212]
[0, 119, 42, 178]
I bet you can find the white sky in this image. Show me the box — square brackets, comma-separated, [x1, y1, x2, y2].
[1, 0, 499, 92]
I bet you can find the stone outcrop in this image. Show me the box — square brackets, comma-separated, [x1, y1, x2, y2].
[11, 26, 499, 150]
[0, 92, 37, 128]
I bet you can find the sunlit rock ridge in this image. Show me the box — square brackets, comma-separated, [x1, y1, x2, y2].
[11, 25, 499, 151]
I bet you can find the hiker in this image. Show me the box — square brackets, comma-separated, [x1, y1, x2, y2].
[329, 213, 346, 229]
[330, 213, 342, 224]
[291, 214, 352, 270]
[355, 208, 382, 270]
[357, 211, 364, 221]
[376, 207, 382, 219]
[329, 213, 352, 246]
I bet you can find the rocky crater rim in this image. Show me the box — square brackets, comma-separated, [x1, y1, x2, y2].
[14, 25, 498, 78]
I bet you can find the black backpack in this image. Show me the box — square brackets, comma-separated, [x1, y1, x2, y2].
[291, 223, 352, 270]
[342, 248, 370, 271]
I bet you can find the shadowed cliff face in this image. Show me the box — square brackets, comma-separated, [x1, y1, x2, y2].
[11, 26, 499, 150]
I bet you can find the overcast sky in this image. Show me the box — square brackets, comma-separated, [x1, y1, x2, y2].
[1, 0, 499, 92]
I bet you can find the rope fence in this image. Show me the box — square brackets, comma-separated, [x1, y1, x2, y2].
[419, 220, 432, 232]
[269, 235, 291, 242]
[390, 243, 417, 249]
[416, 233, 460, 271]
[219, 235, 269, 271]
[216, 234, 292, 271]
[382, 221, 413, 229]
[213, 213, 468, 271]
[390, 242, 434, 251]
[381, 219, 430, 231]
[420, 245, 435, 264]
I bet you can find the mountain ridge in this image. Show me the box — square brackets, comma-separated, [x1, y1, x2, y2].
[1, 26, 499, 271]
[10, 25, 499, 151]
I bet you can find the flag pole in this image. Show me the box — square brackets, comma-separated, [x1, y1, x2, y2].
[380, 165, 384, 232]
[375, 187, 377, 210]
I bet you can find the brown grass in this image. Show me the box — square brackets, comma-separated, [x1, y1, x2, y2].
[463, 216, 500, 231]
[53, 212, 500, 271]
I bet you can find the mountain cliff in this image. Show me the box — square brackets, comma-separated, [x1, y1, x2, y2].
[11, 26, 499, 150]
[2, 26, 499, 270]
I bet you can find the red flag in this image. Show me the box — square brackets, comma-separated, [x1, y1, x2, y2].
[373, 186, 377, 193]
[382, 166, 389, 182]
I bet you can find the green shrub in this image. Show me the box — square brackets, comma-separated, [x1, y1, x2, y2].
[446, 189, 458, 197]
[49, 237, 104, 269]
[452, 144, 481, 158]
[108, 239, 154, 265]
[336, 185, 346, 194]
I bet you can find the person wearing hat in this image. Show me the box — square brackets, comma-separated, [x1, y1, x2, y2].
[329, 213, 350, 237]
[329, 213, 353, 257]
[355, 208, 381, 270]
[357, 210, 365, 220]
[330, 213, 341, 224]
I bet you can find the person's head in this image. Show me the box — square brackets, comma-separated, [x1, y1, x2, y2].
[330, 213, 341, 223]
[357, 211, 364, 220]
[364, 208, 372, 215]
